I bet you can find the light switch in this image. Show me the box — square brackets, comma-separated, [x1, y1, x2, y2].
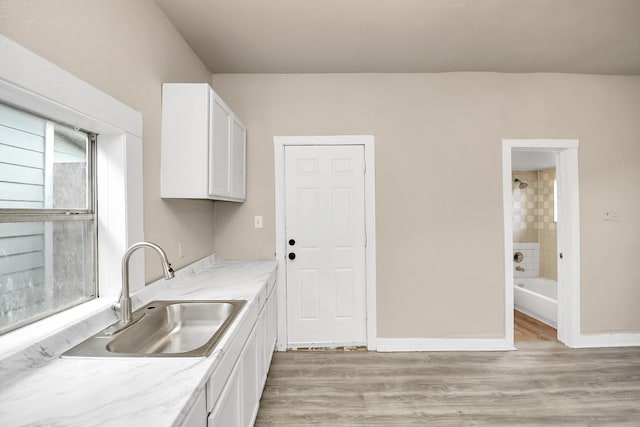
[254, 216, 263, 229]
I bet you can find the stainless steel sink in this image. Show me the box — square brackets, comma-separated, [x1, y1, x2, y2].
[62, 300, 246, 358]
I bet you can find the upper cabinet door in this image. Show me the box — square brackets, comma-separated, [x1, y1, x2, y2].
[160, 84, 210, 199]
[209, 94, 232, 198]
[161, 83, 246, 202]
[230, 116, 246, 201]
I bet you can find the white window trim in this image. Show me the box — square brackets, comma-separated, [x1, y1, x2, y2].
[0, 35, 144, 358]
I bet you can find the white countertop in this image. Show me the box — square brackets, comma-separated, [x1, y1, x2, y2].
[0, 258, 278, 427]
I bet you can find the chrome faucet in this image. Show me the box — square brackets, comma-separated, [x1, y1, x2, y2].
[113, 242, 175, 329]
[515, 266, 525, 272]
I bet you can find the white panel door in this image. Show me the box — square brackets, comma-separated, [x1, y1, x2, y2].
[284, 145, 366, 347]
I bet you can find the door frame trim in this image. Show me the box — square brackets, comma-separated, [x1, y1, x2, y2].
[502, 139, 581, 348]
[274, 135, 377, 351]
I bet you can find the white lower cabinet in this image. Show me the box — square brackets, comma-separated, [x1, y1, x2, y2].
[206, 285, 277, 427]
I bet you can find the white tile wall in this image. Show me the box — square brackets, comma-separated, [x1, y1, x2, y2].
[513, 242, 539, 278]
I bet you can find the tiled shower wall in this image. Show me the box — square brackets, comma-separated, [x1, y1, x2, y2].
[512, 169, 557, 281]
[537, 169, 557, 280]
[512, 171, 539, 243]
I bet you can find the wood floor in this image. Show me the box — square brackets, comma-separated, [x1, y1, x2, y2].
[514, 309, 557, 342]
[256, 344, 640, 425]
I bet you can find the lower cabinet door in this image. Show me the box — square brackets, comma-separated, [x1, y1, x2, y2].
[208, 366, 241, 427]
[182, 390, 207, 427]
[240, 326, 259, 426]
[265, 292, 277, 368]
[256, 306, 267, 391]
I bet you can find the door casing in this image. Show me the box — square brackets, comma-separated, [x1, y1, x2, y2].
[502, 139, 581, 348]
[274, 135, 377, 351]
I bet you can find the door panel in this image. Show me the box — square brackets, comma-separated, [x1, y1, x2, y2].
[297, 188, 319, 247]
[335, 268, 355, 319]
[299, 268, 320, 319]
[284, 145, 366, 347]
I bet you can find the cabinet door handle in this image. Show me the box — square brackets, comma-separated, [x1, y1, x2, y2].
[289, 239, 296, 246]
[288, 253, 296, 260]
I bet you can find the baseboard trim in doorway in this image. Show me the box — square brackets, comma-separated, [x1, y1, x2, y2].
[570, 333, 640, 348]
[376, 338, 515, 352]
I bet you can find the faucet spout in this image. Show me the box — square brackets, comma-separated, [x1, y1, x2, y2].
[115, 241, 175, 326]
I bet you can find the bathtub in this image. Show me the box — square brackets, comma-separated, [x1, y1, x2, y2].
[514, 277, 557, 328]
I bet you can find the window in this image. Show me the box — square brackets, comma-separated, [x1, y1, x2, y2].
[0, 101, 97, 335]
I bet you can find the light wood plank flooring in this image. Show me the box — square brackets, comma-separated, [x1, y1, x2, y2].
[514, 309, 557, 342]
[256, 344, 640, 425]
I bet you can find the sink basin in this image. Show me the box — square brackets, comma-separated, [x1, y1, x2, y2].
[62, 300, 246, 358]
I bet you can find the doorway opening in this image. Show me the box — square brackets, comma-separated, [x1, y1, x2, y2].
[511, 159, 559, 344]
[502, 140, 581, 349]
[274, 136, 377, 351]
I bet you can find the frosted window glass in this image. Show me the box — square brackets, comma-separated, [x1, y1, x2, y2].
[0, 102, 96, 335]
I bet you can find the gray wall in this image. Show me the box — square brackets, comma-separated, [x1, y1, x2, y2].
[210, 73, 640, 338]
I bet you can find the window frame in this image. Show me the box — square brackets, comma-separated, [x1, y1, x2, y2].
[0, 105, 100, 334]
[0, 109, 98, 220]
[0, 34, 144, 357]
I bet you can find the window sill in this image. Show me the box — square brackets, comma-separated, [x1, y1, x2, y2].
[0, 297, 117, 362]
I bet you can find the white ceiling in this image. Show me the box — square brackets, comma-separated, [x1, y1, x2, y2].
[155, 0, 640, 74]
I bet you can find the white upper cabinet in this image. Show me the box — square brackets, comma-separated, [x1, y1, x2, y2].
[161, 83, 246, 202]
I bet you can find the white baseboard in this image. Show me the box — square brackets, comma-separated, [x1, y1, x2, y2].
[377, 338, 515, 352]
[283, 334, 640, 352]
[571, 332, 640, 348]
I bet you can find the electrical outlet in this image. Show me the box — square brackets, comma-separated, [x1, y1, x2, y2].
[603, 210, 620, 222]
[254, 215, 263, 229]
[177, 242, 184, 258]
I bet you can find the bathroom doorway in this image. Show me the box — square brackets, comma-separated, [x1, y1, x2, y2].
[511, 161, 559, 344]
[502, 140, 581, 349]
